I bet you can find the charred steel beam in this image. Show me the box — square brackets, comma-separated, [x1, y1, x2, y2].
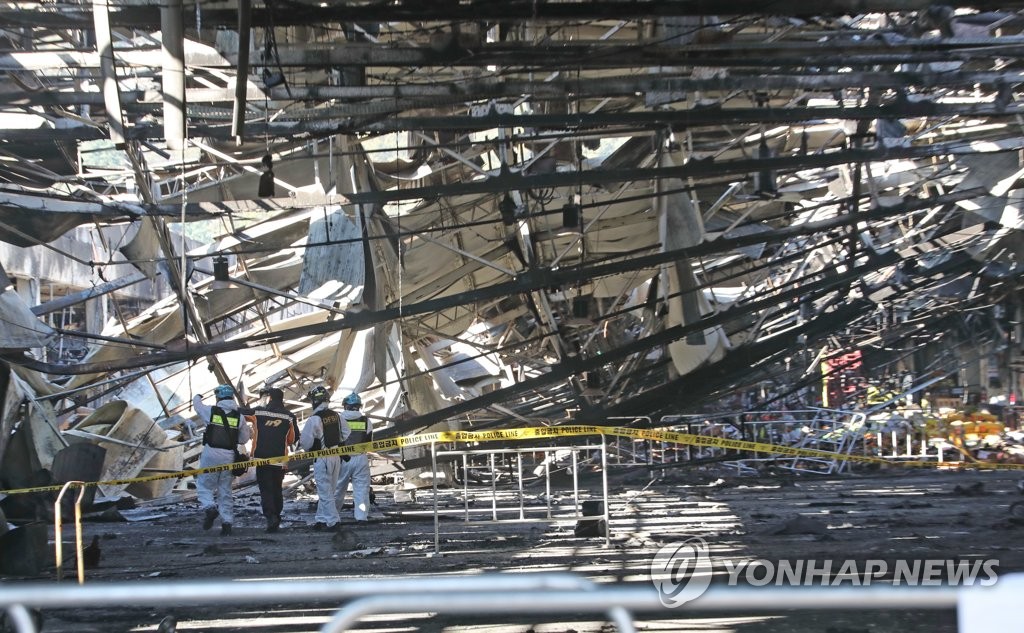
[30, 271, 148, 317]
[0, 242, 872, 375]
[10, 99, 1024, 143]
[221, 39, 1024, 69]
[4, 246, 896, 438]
[339, 101, 1024, 134]
[0, 103, 1011, 148]
[605, 258, 991, 419]
[600, 299, 875, 419]
[1, 133, 1014, 212]
[0, 188, 969, 378]
[3, 71, 1021, 107]
[389, 240, 995, 434]
[0, 146, 987, 232]
[337, 139, 1018, 204]
[6, 1, 1024, 29]
[7, 38, 1024, 72]
[374, 252, 901, 437]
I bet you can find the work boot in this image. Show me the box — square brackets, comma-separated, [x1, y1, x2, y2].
[220, 523, 232, 536]
[313, 521, 327, 531]
[202, 507, 218, 531]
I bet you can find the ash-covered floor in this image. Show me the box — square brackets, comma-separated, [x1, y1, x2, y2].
[8, 465, 1024, 633]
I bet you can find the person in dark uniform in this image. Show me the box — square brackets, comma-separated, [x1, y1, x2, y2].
[335, 393, 374, 521]
[299, 385, 350, 530]
[250, 388, 298, 533]
[258, 154, 275, 198]
[193, 384, 252, 536]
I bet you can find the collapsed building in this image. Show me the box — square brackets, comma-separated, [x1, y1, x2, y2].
[2, 0, 1024, 610]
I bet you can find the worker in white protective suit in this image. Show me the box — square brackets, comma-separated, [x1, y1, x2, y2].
[335, 393, 374, 522]
[193, 384, 252, 536]
[299, 385, 350, 530]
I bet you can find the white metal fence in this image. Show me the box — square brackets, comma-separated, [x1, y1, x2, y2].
[2, 571, 1015, 633]
[428, 441, 611, 551]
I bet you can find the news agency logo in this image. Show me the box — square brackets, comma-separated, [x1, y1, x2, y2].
[650, 536, 712, 607]
[719, 558, 1000, 587]
[651, 539, 999, 605]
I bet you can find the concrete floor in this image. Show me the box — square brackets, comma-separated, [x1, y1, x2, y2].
[7, 464, 1023, 632]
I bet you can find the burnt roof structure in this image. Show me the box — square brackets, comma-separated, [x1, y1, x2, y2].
[2, 1, 1024, 438]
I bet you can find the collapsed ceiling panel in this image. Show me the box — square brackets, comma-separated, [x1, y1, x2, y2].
[0, 0, 1021, 454]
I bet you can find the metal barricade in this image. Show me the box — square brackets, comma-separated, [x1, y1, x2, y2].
[429, 440, 611, 552]
[643, 409, 870, 475]
[861, 408, 964, 465]
[53, 482, 88, 584]
[603, 416, 654, 467]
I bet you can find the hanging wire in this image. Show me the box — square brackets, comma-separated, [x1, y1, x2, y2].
[575, 64, 586, 264]
[265, 86, 271, 156]
[263, 7, 272, 158]
[393, 62, 406, 406]
[178, 30, 194, 399]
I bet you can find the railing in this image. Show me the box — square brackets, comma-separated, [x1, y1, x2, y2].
[601, 416, 654, 467]
[649, 407, 976, 474]
[429, 440, 611, 551]
[861, 408, 966, 465]
[2, 571, 1017, 633]
[412, 409, 939, 527]
[646, 409, 868, 474]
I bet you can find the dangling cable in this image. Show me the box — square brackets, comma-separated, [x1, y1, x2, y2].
[261, 0, 273, 159]
[262, 0, 292, 99]
[264, 89, 271, 156]
[575, 64, 586, 264]
[394, 73, 405, 393]
[179, 47, 195, 414]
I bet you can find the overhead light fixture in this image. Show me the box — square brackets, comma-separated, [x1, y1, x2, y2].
[211, 255, 236, 290]
[561, 202, 580, 229]
[258, 154, 275, 198]
[583, 371, 604, 394]
[499, 193, 517, 226]
[213, 256, 230, 282]
[566, 295, 593, 327]
[572, 296, 590, 319]
[754, 135, 778, 198]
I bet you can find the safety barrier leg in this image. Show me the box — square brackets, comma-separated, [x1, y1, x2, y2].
[3, 604, 35, 633]
[600, 435, 611, 548]
[54, 481, 88, 584]
[431, 441, 439, 555]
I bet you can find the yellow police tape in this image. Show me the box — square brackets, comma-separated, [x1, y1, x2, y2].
[3, 424, 1022, 496]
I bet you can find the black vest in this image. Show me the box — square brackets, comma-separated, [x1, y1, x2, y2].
[252, 403, 296, 459]
[204, 406, 241, 449]
[344, 414, 371, 446]
[312, 408, 342, 450]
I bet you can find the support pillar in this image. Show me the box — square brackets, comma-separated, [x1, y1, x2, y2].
[161, 0, 186, 151]
[92, 0, 125, 145]
[230, 0, 252, 143]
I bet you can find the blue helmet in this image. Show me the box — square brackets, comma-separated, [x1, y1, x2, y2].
[342, 393, 362, 409]
[214, 384, 234, 400]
